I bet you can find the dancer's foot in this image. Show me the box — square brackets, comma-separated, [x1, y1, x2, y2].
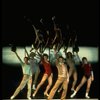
[10, 95, 14, 100]
[44, 92, 49, 97]
[57, 89, 61, 93]
[71, 88, 75, 92]
[32, 84, 36, 90]
[85, 93, 90, 99]
[27, 96, 32, 100]
[70, 91, 76, 98]
[32, 93, 35, 98]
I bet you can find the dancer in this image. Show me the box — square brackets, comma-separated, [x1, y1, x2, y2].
[47, 49, 69, 100]
[32, 53, 53, 97]
[70, 57, 94, 98]
[66, 52, 78, 91]
[24, 47, 40, 90]
[10, 47, 32, 100]
[58, 51, 78, 93]
[66, 35, 79, 91]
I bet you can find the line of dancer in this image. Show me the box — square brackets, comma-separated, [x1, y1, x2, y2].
[10, 16, 94, 99]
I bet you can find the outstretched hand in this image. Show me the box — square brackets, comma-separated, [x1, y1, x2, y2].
[10, 45, 17, 52]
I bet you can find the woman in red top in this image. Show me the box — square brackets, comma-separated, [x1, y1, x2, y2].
[70, 57, 94, 99]
[32, 53, 53, 97]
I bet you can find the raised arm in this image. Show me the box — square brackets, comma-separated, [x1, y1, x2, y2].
[32, 25, 39, 43]
[64, 37, 71, 53]
[52, 32, 58, 44]
[54, 48, 59, 66]
[75, 52, 81, 63]
[30, 44, 34, 52]
[24, 47, 30, 58]
[59, 28, 62, 40]
[52, 16, 56, 25]
[15, 51, 23, 64]
[36, 50, 43, 58]
[42, 31, 49, 52]
[72, 35, 79, 54]
[32, 25, 37, 33]
[11, 46, 23, 64]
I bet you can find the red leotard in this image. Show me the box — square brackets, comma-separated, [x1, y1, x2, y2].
[42, 60, 52, 76]
[83, 64, 92, 78]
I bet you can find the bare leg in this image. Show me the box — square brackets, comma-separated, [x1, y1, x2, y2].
[70, 76, 87, 98]
[32, 74, 48, 97]
[44, 73, 53, 96]
[76, 76, 87, 92]
[71, 71, 77, 91]
[69, 68, 73, 78]
[85, 76, 92, 98]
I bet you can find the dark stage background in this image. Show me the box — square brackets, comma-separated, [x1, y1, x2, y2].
[1, 0, 99, 99]
[2, 0, 99, 47]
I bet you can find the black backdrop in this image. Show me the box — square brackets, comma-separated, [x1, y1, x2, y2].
[2, 0, 99, 47]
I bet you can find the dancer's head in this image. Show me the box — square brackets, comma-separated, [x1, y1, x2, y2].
[30, 52, 36, 58]
[66, 52, 73, 58]
[24, 57, 29, 63]
[43, 53, 48, 61]
[82, 57, 88, 64]
[58, 56, 64, 63]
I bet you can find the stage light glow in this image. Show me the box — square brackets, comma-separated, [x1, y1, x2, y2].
[2, 46, 99, 65]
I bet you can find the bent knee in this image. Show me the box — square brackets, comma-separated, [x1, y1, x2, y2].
[39, 81, 44, 86]
[18, 86, 23, 90]
[63, 88, 67, 92]
[48, 83, 52, 87]
[79, 83, 84, 87]
[50, 83, 52, 86]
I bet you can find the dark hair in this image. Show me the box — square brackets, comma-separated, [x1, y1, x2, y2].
[58, 56, 64, 59]
[30, 52, 36, 57]
[82, 57, 87, 61]
[24, 57, 29, 60]
[66, 52, 73, 58]
[43, 53, 48, 58]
